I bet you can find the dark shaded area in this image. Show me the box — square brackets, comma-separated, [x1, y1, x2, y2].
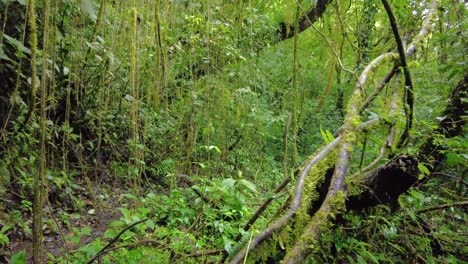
[348, 75, 467, 211]
[0, 2, 27, 131]
[308, 167, 334, 215]
[347, 155, 419, 211]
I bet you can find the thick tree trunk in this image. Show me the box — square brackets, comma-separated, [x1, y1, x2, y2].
[347, 154, 419, 211]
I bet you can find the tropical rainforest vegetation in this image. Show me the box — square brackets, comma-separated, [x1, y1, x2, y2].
[0, 0, 466, 263]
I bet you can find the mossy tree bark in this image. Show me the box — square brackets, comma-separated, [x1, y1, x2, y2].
[32, 0, 49, 262]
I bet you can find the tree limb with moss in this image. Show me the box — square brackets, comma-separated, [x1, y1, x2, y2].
[226, 1, 439, 262]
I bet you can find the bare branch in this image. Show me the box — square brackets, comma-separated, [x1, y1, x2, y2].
[416, 201, 468, 214]
[380, 0, 414, 147]
[361, 0, 439, 112]
[278, 0, 332, 41]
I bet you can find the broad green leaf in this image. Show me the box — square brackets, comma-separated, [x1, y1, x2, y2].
[77, 244, 98, 256]
[80, 0, 97, 20]
[238, 179, 258, 194]
[222, 178, 236, 189]
[0, 233, 9, 246]
[81, 226, 92, 236]
[118, 207, 131, 220]
[319, 126, 334, 144]
[326, 129, 335, 142]
[10, 251, 25, 264]
[445, 152, 460, 167]
[3, 34, 31, 55]
[70, 236, 80, 244]
[357, 255, 367, 264]
[209, 145, 221, 154]
[145, 219, 155, 230]
[417, 163, 430, 178]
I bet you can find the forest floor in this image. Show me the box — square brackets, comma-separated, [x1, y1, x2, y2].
[5, 178, 123, 263]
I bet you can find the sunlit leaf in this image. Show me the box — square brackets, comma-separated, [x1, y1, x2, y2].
[10, 251, 25, 264]
[80, 0, 98, 20]
[222, 178, 236, 189]
[238, 179, 258, 194]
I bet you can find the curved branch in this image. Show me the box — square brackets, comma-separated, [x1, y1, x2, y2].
[229, 3, 440, 262]
[277, 0, 332, 41]
[87, 218, 149, 264]
[361, 0, 439, 112]
[380, 0, 414, 147]
[281, 29, 390, 262]
[228, 118, 381, 263]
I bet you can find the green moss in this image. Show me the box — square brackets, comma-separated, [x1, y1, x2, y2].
[330, 190, 346, 211]
[294, 151, 338, 229]
[346, 177, 365, 197]
[248, 150, 340, 262]
[282, 0, 296, 28]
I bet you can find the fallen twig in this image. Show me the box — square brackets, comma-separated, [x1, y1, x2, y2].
[87, 218, 148, 264]
[416, 201, 468, 214]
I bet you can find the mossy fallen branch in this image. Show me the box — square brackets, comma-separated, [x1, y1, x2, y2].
[416, 201, 468, 214]
[225, 0, 437, 263]
[227, 1, 440, 263]
[228, 137, 341, 264]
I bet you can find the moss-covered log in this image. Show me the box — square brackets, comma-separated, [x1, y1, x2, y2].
[229, 72, 463, 264]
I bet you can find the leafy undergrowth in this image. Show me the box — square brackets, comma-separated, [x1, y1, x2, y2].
[2, 174, 276, 263]
[313, 135, 468, 264]
[4, 168, 466, 264]
[314, 177, 467, 264]
[1, 135, 466, 264]
[56, 176, 275, 263]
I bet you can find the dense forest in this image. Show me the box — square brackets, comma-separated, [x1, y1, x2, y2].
[0, 0, 466, 263]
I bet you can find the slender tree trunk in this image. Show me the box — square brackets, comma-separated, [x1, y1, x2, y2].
[32, 0, 47, 261]
[291, 3, 300, 166]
